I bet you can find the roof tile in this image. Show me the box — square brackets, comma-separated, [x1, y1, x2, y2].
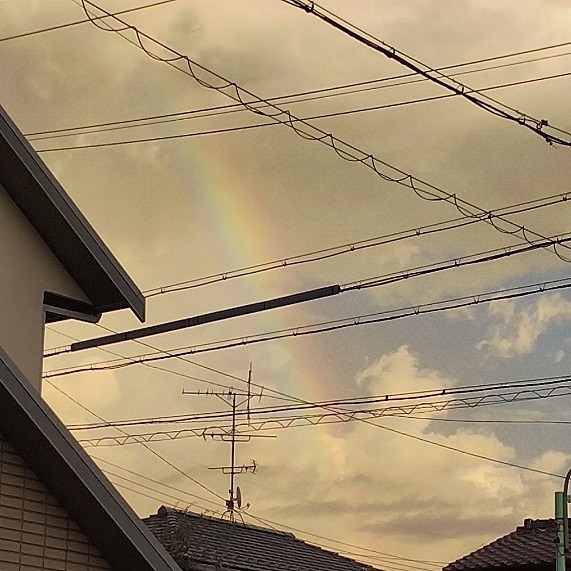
[444, 519, 566, 571]
[144, 506, 381, 571]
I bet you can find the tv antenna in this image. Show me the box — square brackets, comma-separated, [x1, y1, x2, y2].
[183, 363, 275, 521]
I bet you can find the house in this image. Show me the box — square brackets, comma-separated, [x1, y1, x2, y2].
[0, 102, 145, 392]
[144, 505, 382, 571]
[443, 518, 565, 571]
[0, 102, 181, 570]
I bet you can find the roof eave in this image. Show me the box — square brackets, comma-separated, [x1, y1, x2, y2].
[0, 104, 145, 322]
[0, 348, 177, 570]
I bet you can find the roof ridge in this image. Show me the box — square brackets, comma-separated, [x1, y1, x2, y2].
[156, 506, 296, 539]
[444, 516, 568, 571]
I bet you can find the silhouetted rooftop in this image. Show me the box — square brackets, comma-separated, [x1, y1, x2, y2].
[144, 506, 381, 571]
[444, 518, 564, 571]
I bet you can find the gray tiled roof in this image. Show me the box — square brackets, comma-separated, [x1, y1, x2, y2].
[144, 506, 381, 571]
[443, 519, 564, 571]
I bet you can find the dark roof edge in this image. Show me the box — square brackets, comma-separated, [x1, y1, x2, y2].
[0, 347, 179, 571]
[0, 105, 145, 321]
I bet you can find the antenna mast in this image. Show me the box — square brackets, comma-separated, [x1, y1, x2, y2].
[183, 363, 274, 521]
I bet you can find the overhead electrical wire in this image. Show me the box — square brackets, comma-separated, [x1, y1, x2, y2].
[35, 71, 571, 152]
[44, 232, 571, 358]
[48, 309, 568, 488]
[46, 324, 300, 408]
[66, 374, 571, 431]
[26, 42, 571, 141]
[359, 418, 564, 479]
[48, 324, 568, 527]
[107, 472, 213, 512]
[42, 275, 571, 378]
[46, 281, 571, 482]
[33, 1, 571, 523]
[43, 357, 225, 503]
[89, 419, 448, 569]
[73, 381, 571, 448]
[56, 366, 566, 549]
[0, 0, 177, 43]
[46, 323, 281, 408]
[401, 415, 571, 425]
[93, 455, 220, 510]
[140, 190, 571, 298]
[281, 0, 571, 146]
[241, 511, 446, 568]
[90, 322, 284, 396]
[46, 324, 231, 389]
[95, 461, 442, 570]
[75, 0, 571, 264]
[104, 473, 434, 571]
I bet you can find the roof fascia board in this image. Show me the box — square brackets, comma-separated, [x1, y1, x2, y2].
[0, 347, 179, 571]
[43, 291, 102, 323]
[0, 105, 145, 321]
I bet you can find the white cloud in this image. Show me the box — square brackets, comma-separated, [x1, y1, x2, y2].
[236, 347, 565, 562]
[477, 294, 571, 357]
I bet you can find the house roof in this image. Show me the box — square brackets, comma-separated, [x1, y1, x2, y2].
[443, 518, 564, 571]
[144, 506, 381, 571]
[0, 103, 145, 321]
[0, 346, 180, 571]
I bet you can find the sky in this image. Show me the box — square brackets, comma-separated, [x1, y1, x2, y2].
[2, 0, 571, 568]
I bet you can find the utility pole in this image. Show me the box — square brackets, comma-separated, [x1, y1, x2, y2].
[556, 491, 566, 571]
[555, 467, 571, 571]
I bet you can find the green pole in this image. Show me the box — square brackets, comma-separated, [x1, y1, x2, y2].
[556, 491, 566, 571]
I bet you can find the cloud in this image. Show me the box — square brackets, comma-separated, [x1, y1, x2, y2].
[356, 344, 454, 394]
[235, 347, 565, 561]
[6, 0, 571, 565]
[477, 294, 571, 357]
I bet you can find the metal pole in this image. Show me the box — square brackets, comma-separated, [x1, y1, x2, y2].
[69, 285, 341, 351]
[556, 491, 566, 571]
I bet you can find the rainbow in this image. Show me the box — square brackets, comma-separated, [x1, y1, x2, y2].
[169, 133, 340, 406]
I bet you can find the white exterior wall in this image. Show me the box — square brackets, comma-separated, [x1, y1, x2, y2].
[0, 431, 112, 570]
[0, 187, 90, 391]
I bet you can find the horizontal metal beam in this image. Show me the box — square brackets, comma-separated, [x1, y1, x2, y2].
[71, 284, 341, 352]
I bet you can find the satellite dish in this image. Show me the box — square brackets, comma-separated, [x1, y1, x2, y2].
[236, 486, 242, 509]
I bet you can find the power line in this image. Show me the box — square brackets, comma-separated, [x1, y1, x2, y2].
[342, 233, 571, 292]
[361, 418, 564, 479]
[46, 355, 566, 544]
[66, 374, 571, 431]
[140, 190, 570, 298]
[46, 323, 266, 404]
[75, 0, 571, 265]
[25, 42, 571, 141]
[107, 474, 426, 571]
[46, 324, 234, 389]
[44, 232, 571, 358]
[44, 367, 225, 502]
[46, 324, 319, 408]
[236, 512, 440, 567]
[49, 324, 568, 489]
[46, 285, 342, 355]
[74, 381, 571, 447]
[92, 455, 220, 509]
[96, 459, 442, 570]
[0, 0, 177, 43]
[402, 415, 571, 425]
[34, 71, 571, 152]
[42, 275, 571, 377]
[92, 449, 447, 567]
[281, 0, 571, 146]
[90, 322, 267, 392]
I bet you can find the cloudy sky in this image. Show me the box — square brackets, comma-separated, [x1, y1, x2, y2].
[2, 0, 571, 567]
